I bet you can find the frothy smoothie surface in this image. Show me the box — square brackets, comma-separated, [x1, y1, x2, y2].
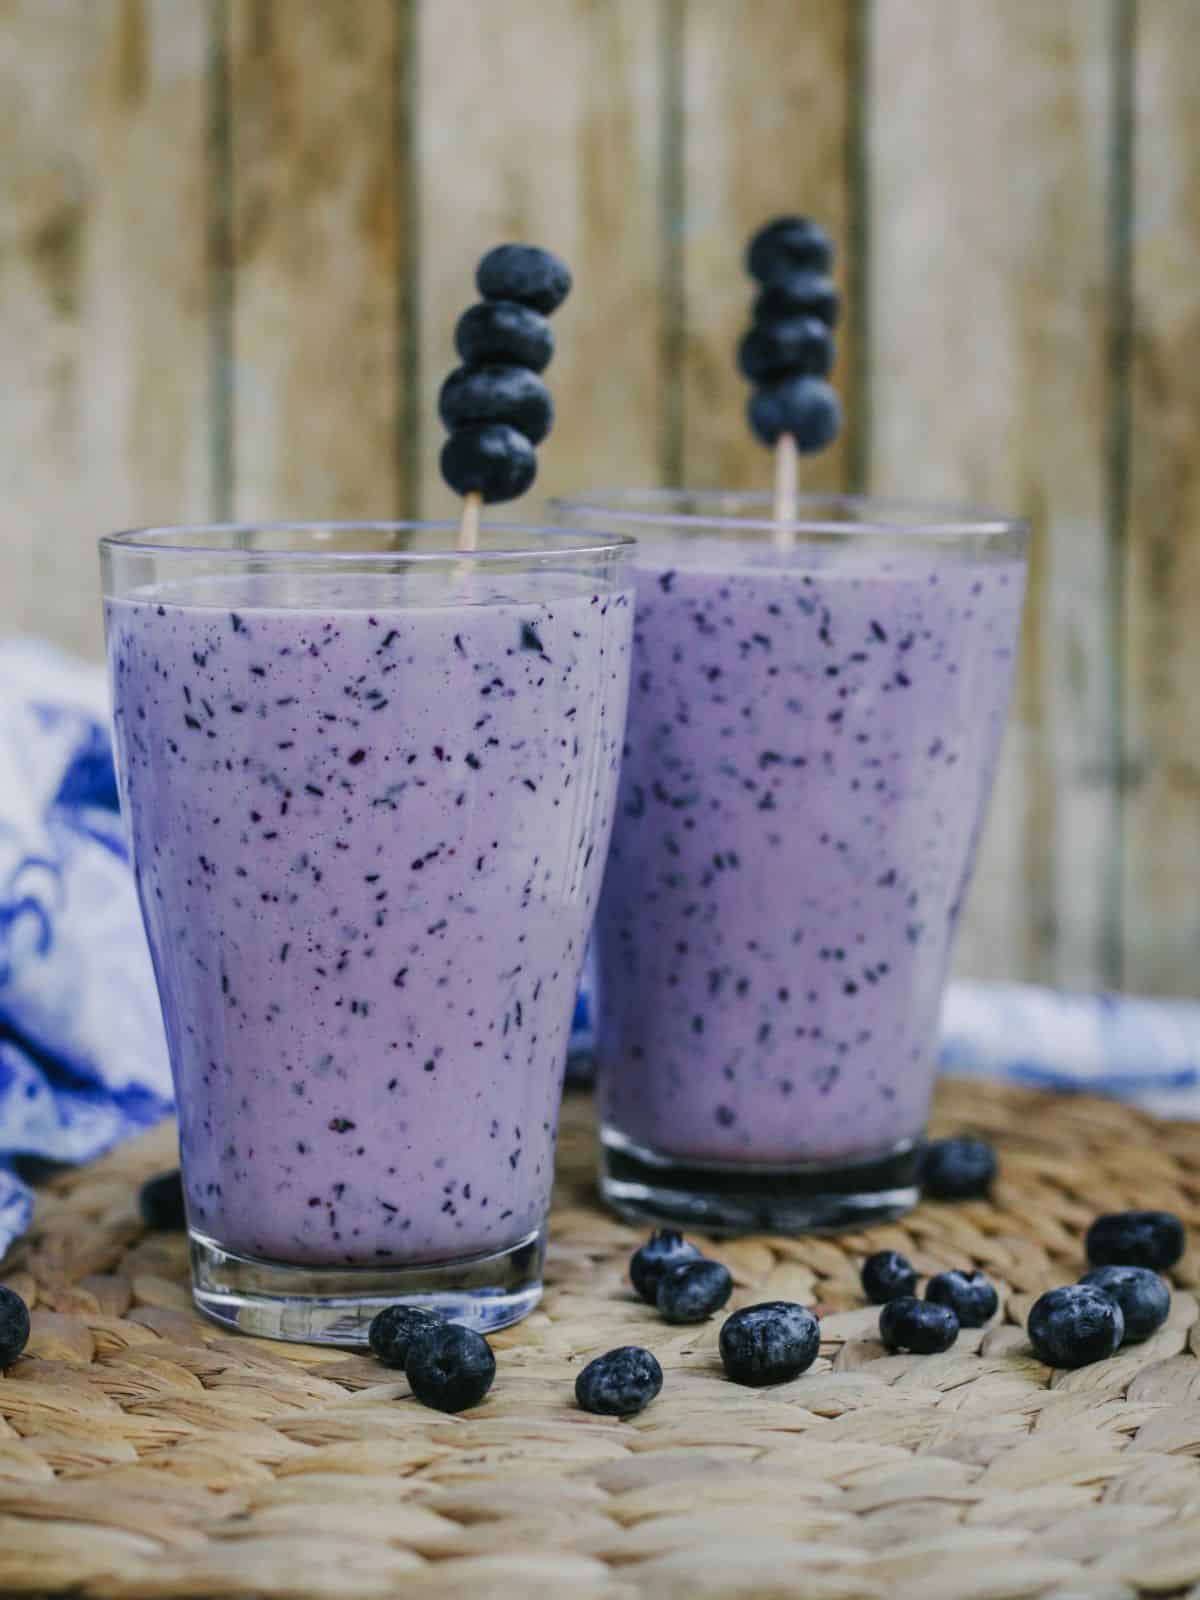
[107, 570, 632, 1266]
[594, 537, 1025, 1165]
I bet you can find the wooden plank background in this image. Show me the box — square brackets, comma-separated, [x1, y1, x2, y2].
[1, 0, 1196, 999]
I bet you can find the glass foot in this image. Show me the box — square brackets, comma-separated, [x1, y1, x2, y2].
[189, 1225, 545, 1345]
[600, 1126, 922, 1236]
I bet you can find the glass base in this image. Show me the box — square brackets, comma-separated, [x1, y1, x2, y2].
[600, 1125, 923, 1236]
[189, 1225, 546, 1345]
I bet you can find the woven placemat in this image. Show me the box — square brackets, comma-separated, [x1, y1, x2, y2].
[0, 1077, 1197, 1600]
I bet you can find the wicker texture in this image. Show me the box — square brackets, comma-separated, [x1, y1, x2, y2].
[0, 1077, 1197, 1599]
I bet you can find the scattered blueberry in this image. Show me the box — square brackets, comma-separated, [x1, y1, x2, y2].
[748, 376, 841, 451]
[656, 1258, 733, 1325]
[719, 1301, 821, 1387]
[455, 299, 554, 372]
[440, 422, 537, 503]
[0, 1287, 30, 1368]
[752, 271, 840, 328]
[878, 1296, 959, 1355]
[1027, 1284, 1124, 1369]
[140, 1170, 187, 1231]
[404, 1322, 496, 1413]
[575, 1345, 663, 1416]
[368, 1304, 446, 1370]
[629, 1229, 704, 1305]
[1080, 1266, 1171, 1344]
[477, 243, 572, 315]
[860, 1250, 918, 1305]
[746, 216, 835, 282]
[922, 1137, 997, 1201]
[438, 363, 554, 446]
[925, 1269, 998, 1329]
[737, 316, 834, 383]
[1085, 1211, 1185, 1272]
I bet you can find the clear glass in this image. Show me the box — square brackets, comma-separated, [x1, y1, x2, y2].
[557, 492, 1028, 1233]
[101, 522, 635, 1340]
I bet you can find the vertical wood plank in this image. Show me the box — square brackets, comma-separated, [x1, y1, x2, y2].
[0, 0, 212, 659]
[414, 0, 665, 519]
[867, 0, 1119, 988]
[228, 0, 405, 521]
[678, 0, 856, 495]
[1121, 0, 1200, 995]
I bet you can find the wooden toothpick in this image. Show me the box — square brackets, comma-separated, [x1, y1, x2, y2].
[773, 432, 798, 553]
[458, 491, 482, 553]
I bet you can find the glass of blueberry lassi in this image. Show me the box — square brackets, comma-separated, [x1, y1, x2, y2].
[102, 521, 633, 1340]
[559, 490, 1027, 1233]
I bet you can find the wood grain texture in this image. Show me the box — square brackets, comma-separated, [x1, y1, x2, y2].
[414, 0, 665, 520]
[1121, 0, 1200, 994]
[678, 0, 855, 495]
[867, 0, 1119, 989]
[0, 0, 212, 659]
[227, 0, 405, 522]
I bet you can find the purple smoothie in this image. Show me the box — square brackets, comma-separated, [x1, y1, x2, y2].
[107, 570, 631, 1266]
[594, 538, 1025, 1165]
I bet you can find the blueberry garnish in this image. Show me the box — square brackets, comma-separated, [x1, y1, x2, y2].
[440, 422, 537, 503]
[438, 363, 554, 446]
[476, 244, 572, 315]
[752, 271, 840, 328]
[719, 1301, 820, 1387]
[139, 1170, 187, 1231]
[748, 376, 841, 451]
[0, 1286, 30, 1369]
[1085, 1210, 1185, 1272]
[1027, 1284, 1124, 1369]
[455, 299, 554, 372]
[921, 1137, 997, 1201]
[367, 1304, 446, 1370]
[746, 216, 835, 281]
[737, 316, 834, 383]
[860, 1250, 918, 1305]
[404, 1322, 496, 1413]
[925, 1269, 998, 1329]
[629, 1229, 703, 1304]
[878, 1296, 959, 1355]
[1079, 1265, 1171, 1345]
[574, 1345, 663, 1416]
[656, 1258, 733, 1325]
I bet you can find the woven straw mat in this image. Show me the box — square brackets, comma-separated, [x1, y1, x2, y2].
[0, 1076, 1197, 1600]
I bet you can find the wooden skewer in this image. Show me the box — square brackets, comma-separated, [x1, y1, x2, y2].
[773, 432, 798, 553]
[458, 491, 482, 553]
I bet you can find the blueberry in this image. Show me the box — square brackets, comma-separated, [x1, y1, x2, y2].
[629, 1229, 703, 1304]
[879, 1296, 959, 1355]
[656, 1259, 733, 1324]
[1085, 1211, 1186, 1272]
[575, 1345, 663, 1416]
[440, 422, 537, 503]
[748, 377, 841, 451]
[1080, 1266, 1171, 1343]
[477, 244, 571, 315]
[404, 1323, 496, 1413]
[737, 316, 834, 383]
[1027, 1284, 1124, 1369]
[925, 1269, 998, 1328]
[455, 300, 554, 372]
[439, 363, 554, 447]
[747, 216, 835, 282]
[922, 1137, 997, 1201]
[719, 1301, 820, 1386]
[752, 271, 840, 328]
[0, 1286, 30, 1368]
[861, 1250, 917, 1305]
[140, 1170, 187, 1231]
[368, 1304, 445, 1369]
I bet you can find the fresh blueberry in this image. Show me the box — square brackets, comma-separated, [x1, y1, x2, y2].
[404, 1322, 496, 1413]
[752, 271, 840, 328]
[629, 1229, 703, 1304]
[656, 1258, 733, 1324]
[367, 1304, 446, 1369]
[439, 364, 554, 446]
[440, 422, 537, 503]
[719, 1301, 821, 1386]
[861, 1250, 918, 1305]
[925, 1269, 998, 1328]
[748, 376, 841, 451]
[737, 316, 834, 383]
[0, 1286, 30, 1368]
[575, 1345, 663, 1416]
[878, 1296, 959, 1355]
[746, 216, 835, 282]
[1080, 1266, 1171, 1343]
[1027, 1284, 1124, 1369]
[1085, 1211, 1186, 1272]
[922, 1137, 997, 1201]
[477, 244, 572, 315]
[140, 1170, 187, 1231]
[455, 300, 554, 373]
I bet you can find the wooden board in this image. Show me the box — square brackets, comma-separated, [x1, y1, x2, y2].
[0, 0, 212, 659]
[866, 0, 1119, 989]
[1121, 0, 1200, 995]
